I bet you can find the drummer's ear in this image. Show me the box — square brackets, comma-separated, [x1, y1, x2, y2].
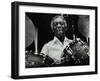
[64, 22, 67, 31]
[51, 27, 55, 34]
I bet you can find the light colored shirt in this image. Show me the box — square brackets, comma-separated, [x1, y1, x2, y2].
[41, 36, 72, 62]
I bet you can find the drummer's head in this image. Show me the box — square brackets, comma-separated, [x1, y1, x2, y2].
[51, 15, 67, 38]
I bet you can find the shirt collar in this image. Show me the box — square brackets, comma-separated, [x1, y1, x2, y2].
[53, 36, 68, 44]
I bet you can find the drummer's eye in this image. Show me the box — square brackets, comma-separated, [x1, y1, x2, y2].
[53, 22, 64, 26]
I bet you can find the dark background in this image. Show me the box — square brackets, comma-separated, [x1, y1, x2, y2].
[25, 12, 87, 53]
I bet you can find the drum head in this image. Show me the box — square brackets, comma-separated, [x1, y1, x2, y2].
[26, 54, 44, 68]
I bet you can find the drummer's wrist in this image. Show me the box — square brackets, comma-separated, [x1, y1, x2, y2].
[40, 53, 46, 57]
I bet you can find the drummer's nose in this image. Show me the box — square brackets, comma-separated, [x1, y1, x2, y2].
[56, 23, 63, 28]
[57, 23, 62, 27]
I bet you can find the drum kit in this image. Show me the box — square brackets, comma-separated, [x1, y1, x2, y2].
[25, 15, 90, 67]
[25, 39, 89, 67]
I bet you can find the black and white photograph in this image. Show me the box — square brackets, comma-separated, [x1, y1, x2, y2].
[25, 13, 90, 68]
[11, 1, 97, 79]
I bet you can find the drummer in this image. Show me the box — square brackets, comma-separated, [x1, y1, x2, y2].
[40, 15, 72, 64]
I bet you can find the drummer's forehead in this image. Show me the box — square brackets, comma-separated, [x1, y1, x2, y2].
[53, 16, 65, 22]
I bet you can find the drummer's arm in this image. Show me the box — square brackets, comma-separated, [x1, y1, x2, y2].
[40, 44, 48, 57]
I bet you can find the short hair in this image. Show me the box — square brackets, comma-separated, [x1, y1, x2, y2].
[50, 15, 67, 29]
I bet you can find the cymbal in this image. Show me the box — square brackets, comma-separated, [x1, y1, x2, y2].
[25, 15, 37, 47]
[78, 15, 89, 38]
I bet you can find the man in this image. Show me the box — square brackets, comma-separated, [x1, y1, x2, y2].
[40, 15, 72, 65]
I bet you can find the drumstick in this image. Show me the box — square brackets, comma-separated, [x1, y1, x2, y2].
[65, 45, 73, 55]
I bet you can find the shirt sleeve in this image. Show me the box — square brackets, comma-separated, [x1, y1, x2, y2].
[40, 44, 48, 56]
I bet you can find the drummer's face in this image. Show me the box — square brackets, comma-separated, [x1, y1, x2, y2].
[52, 17, 67, 37]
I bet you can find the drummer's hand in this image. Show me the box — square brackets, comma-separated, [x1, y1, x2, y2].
[73, 38, 81, 42]
[72, 38, 85, 45]
[40, 53, 46, 57]
[53, 58, 61, 64]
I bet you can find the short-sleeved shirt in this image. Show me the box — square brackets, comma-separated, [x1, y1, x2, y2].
[41, 36, 72, 62]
